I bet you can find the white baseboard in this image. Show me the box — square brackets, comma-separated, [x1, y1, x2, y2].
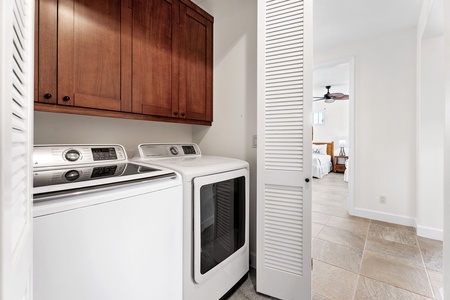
[352, 208, 444, 241]
[416, 224, 444, 241]
[352, 208, 416, 227]
[250, 251, 256, 269]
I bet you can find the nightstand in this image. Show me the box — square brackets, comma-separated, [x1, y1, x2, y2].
[333, 156, 348, 173]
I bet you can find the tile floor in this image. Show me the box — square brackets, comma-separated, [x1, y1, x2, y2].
[227, 172, 443, 300]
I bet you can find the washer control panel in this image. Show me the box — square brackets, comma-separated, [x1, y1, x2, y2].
[137, 143, 201, 158]
[33, 144, 127, 168]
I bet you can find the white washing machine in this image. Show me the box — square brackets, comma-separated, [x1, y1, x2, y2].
[33, 144, 183, 300]
[133, 143, 249, 300]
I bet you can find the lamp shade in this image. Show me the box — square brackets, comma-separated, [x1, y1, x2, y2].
[339, 139, 346, 147]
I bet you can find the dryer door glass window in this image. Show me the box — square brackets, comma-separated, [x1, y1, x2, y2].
[199, 176, 245, 275]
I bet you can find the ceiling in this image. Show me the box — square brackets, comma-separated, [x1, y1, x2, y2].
[313, 0, 423, 51]
[313, 0, 425, 93]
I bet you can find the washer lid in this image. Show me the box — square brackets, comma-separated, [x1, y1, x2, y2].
[33, 162, 175, 196]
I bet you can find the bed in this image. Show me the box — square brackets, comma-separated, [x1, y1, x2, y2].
[312, 142, 334, 178]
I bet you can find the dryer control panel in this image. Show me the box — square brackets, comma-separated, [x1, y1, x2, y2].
[33, 144, 127, 168]
[137, 143, 201, 159]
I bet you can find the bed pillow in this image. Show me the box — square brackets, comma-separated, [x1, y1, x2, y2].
[312, 144, 327, 155]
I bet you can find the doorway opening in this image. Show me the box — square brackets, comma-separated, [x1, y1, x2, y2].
[312, 57, 355, 216]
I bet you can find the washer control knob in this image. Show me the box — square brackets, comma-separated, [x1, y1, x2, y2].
[65, 170, 80, 181]
[169, 146, 179, 156]
[65, 149, 81, 162]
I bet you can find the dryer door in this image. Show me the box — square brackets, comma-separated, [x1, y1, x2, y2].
[193, 168, 249, 284]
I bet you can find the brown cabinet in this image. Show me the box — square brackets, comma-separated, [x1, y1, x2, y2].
[131, 0, 179, 118]
[35, 0, 213, 125]
[36, 0, 130, 111]
[179, 2, 213, 121]
[333, 156, 348, 173]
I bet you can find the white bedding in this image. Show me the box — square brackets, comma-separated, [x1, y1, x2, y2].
[312, 153, 332, 178]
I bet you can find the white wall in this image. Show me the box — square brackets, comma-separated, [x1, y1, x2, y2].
[315, 29, 417, 225]
[34, 112, 193, 156]
[444, 0, 450, 295]
[191, 0, 258, 265]
[312, 95, 349, 154]
[417, 35, 444, 239]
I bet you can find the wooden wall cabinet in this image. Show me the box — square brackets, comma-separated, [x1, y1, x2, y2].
[179, 2, 213, 122]
[35, 0, 213, 125]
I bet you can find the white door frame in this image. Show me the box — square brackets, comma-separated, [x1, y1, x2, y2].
[313, 56, 355, 214]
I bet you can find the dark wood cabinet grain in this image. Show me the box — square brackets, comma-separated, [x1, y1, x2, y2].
[35, 0, 58, 104]
[179, 3, 213, 121]
[34, 0, 213, 125]
[58, 0, 124, 111]
[132, 0, 179, 118]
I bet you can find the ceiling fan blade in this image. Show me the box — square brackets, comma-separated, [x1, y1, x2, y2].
[334, 95, 349, 100]
[329, 93, 345, 97]
[313, 97, 325, 101]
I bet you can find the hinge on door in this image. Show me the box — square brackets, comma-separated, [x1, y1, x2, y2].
[311, 258, 314, 271]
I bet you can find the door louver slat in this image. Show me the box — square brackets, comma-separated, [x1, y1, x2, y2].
[264, 185, 303, 275]
[11, 0, 31, 253]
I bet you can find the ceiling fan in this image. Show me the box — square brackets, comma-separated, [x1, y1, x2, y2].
[313, 85, 349, 103]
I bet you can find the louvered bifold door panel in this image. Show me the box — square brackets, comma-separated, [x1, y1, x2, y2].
[0, 0, 34, 298]
[257, 0, 312, 299]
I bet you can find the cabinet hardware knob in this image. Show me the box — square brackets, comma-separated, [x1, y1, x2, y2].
[44, 93, 52, 99]
[181, 112, 185, 117]
[305, 178, 310, 183]
[63, 96, 71, 101]
[173, 112, 178, 116]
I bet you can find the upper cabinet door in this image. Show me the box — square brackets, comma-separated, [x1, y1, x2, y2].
[57, 0, 128, 111]
[35, 0, 58, 104]
[132, 0, 179, 118]
[179, 4, 213, 122]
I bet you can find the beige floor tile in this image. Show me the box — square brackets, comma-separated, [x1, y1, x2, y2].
[312, 211, 332, 225]
[365, 236, 423, 268]
[312, 203, 349, 218]
[312, 222, 325, 238]
[370, 220, 416, 232]
[418, 237, 443, 273]
[326, 215, 369, 236]
[312, 293, 332, 300]
[317, 225, 366, 251]
[368, 221, 417, 245]
[313, 239, 363, 273]
[354, 275, 433, 300]
[427, 270, 443, 300]
[313, 197, 345, 208]
[360, 251, 433, 298]
[312, 260, 358, 300]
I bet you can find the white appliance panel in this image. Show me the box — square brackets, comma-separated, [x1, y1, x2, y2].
[34, 183, 183, 300]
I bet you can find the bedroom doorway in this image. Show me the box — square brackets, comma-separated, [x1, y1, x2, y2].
[312, 57, 355, 215]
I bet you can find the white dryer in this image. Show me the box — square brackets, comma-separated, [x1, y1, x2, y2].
[133, 143, 249, 300]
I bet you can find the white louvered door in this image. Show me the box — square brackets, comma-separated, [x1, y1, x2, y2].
[256, 0, 312, 299]
[0, 0, 34, 299]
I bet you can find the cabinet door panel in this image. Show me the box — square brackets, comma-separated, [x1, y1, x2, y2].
[36, 0, 58, 103]
[58, 0, 122, 111]
[132, 0, 178, 117]
[179, 5, 212, 121]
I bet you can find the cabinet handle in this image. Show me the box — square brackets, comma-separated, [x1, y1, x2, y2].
[305, 178, 310, 183]
[181, 112, 185, 117]
[63, 96, 71, 101]
[44, 93, 52, 99]
[173, 112, 178, 116]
